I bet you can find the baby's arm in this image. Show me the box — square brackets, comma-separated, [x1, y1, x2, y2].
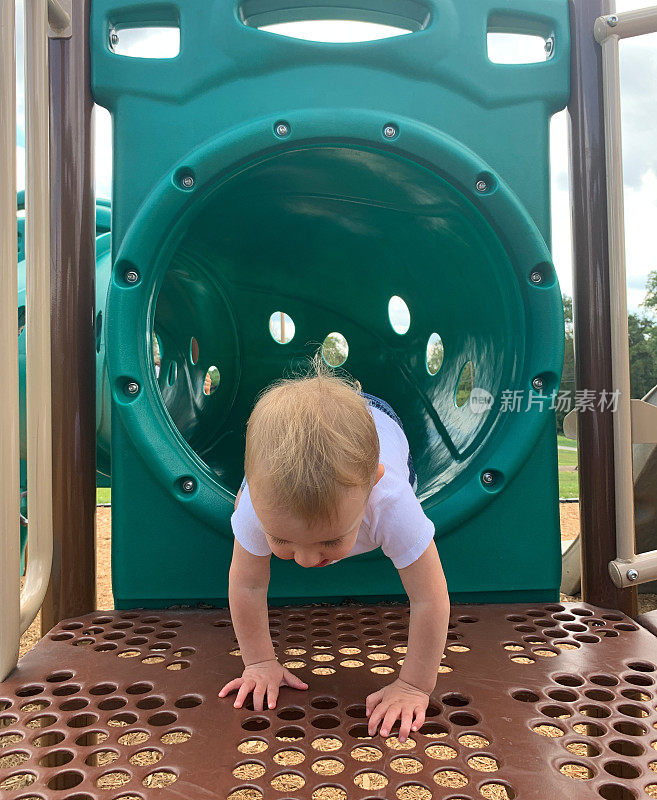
[218, 540, 308, 710]
[366, 540, 450, 741]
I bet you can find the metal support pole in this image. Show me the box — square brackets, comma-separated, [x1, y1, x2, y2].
[567, 0, 636, 614]
[41, 0, 96, 632]
[21, 0, 55, 636]
[0, 0, 21, 681]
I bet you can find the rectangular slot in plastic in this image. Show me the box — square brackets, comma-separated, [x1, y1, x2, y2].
[240, 0, 431, 37]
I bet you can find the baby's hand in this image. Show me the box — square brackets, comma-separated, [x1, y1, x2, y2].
[219, 659, 308, 711]
[366, 678, 429, 742]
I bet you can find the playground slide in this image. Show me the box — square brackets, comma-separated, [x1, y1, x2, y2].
[561, 383, 657, 595]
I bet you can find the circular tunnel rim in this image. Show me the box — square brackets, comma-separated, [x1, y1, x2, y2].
[106, 108, 563, 535]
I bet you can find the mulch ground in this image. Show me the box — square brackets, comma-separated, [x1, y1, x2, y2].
[17, 503, 657, 659]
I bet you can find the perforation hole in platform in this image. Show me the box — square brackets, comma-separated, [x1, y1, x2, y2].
[160, 730, 191, 745]
[426, 743, 457, 759]
[0, 772, 37, 792]
[354, 770, 388, 789]
[123, 681, 149, 694]
[275, 726, 305, 742]
[143, 770, 178, 787]
[312, 736, 342, 751]
[273, 748, 305, 765]
[0, 750, 30, 768]
[270, 772, 305, 791]
[311, 757, 345, 775]
[238, 739, 268, 755]
[232, 762, 266, 779]
[396, 785, 432, 800]
[434, 768, 468, 788]
[351, 745, 382, 761]
[312, 788, 346, 800]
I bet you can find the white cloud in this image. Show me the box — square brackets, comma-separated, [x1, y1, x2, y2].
[548, 5, 657, 314]
[94, 106, 113, 200]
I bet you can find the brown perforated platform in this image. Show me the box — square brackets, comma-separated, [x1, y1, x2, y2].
[1, 602, 657, 799]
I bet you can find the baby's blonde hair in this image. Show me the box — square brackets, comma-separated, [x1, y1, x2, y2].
[244, 354, 379, 524]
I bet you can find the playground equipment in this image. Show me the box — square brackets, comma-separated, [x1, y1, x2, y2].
[4, 1, 657, 799]
[16, 195, 113, 568]
[97, 0, 569, 609]
[562, 385, 657, 597]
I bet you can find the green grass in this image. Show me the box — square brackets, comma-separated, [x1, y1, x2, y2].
[557, 433, 577, 449]
[96, 488, 111, 505]
[557, 432, 578, 499]
[558, 448, 578, 467]
[558, 472, 579, 499]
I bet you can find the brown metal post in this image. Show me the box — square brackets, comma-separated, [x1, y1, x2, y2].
[567, 0, 636, 615]
[42, 0, 96, 632]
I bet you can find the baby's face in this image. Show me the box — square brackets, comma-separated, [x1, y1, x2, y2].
[250, 483, 372, 568]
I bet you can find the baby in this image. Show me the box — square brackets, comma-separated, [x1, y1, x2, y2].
[219, 358, 450, 742]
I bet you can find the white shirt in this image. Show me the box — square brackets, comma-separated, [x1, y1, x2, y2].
[231, 406, 435, 570]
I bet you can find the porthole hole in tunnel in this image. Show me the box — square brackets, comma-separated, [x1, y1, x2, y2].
[204, 366, 220, 396]
[270, 311, 295, 344]
[190, 337, 199, 365]
[322, 332, 348, 367]
[95, 311, 102, 353]
[152, 334, 162, 379]
[426, 333, 444, 376]
[455, 361, 475, 407]
[149, 144, 530, 496]
[388, 296, 410, 334]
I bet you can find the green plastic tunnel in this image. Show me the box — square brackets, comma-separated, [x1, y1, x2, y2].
[149, 144, 551, 499]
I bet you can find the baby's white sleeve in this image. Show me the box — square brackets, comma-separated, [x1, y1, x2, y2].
[230, 482, 272, 557]
[377, 483, 436, 570]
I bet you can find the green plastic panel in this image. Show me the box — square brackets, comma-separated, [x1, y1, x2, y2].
[90, 0, 570, 607]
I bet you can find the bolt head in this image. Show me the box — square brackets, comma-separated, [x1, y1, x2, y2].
[181, 175, 194, 189]
[275, 122, 290, 138]
[532, 377, 544, 391]
[482, 471, 494, 485]
[627, 568, 639, 581]
[383, 125, 398, 139]
[607, 14, 618, 26]
[124, 269, 139, 284]
[109, 30, 119, 46]
[476, 179, 488, 193]
[182, 479, 195, 493]
[530, 270, 543, 285]
[126, 381, 139, 395]
[544, 37, 554, 55]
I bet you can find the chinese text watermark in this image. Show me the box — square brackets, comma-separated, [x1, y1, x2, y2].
[468, 388, 621, 414]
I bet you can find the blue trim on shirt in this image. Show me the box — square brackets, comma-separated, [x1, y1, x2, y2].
[360, 392, 417, 490]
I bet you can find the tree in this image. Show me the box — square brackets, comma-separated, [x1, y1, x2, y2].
[556, 292, 657, 433]
[628, 313, 657, 399]
[641, 269, 657, 317]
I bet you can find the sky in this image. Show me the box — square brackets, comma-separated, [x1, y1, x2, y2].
[13, 1, 657, 315]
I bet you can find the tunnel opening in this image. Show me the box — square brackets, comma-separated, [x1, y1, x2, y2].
[150, 143, 523, 501]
